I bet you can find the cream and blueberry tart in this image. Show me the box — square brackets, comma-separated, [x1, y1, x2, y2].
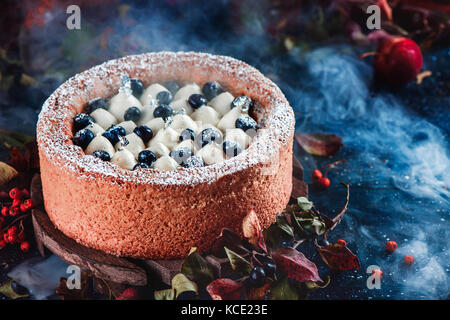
[37, 52, 295, 259]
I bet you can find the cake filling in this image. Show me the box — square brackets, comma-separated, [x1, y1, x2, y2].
[72, 77, 259, 171]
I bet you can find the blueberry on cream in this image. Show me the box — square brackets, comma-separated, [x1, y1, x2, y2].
[72, 78, 259, 171]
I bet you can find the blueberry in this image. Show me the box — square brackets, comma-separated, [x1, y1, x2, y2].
[182, 156, 205, 168]
[124, 106, 141, 122]
[249, 266, 266, 287]
[86, 97, 109, 113]
[73, 129, 94, 149]
[156, 91, 173, 105]
[196, 128, 223, 148]
[202, 81, 223, 101]
[130, 78, 144, 97]
[231, 96, 252, 111]
[223, 140, 242, 158]
[179, 128, 195, 142]
[169, 148, 192, 166]
[138, 150, 157, 166]
[164, 81, 180, 95]
[73, 113, 94, 131]
[235, 115, 258, 132]
[263, 262, 276, 278]
[133, 162, 150, 170]
[153, 104, 173, 120]
[102, 125, 126, 145]
[107, 125, 126, 137]
[134, 125, 153, 143]
[188, 94, 207, 109]
[92, 150, 111, 161]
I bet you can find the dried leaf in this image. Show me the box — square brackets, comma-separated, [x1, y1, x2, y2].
[245, 279, 272, 300]
[272, 247, 322, 283]
[291, 176, 308, 199]
[172, 273, 198, 298]
[224, 247, 252, 275]
[295, 133, 343, 156]
[0, 279, 29, 300]
[206, 278, 243, 300]
[316, 244, 361, 271]
[268, 277, 300, 300]
[242, 210, 267, 252]
[154, 288, 175, 300]
[181, 247, 215, 287]
[211, 228, 249, 257]
[0, 161, 18, 186]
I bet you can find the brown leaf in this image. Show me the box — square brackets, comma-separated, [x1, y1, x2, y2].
[245, 280, 272, 300]
[242, 210, 267, 252]
[211, 228, 249, 257]
[295, 133, 343, 157]
[206, 278, 243, 300]
[0, 161, 18, 186]
[272, 247, 322, 283]
[316, 244, 361, 271]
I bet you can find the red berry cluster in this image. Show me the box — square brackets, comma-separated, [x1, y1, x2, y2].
[311, 160, 346, 189]
[0, 187, 34, 252]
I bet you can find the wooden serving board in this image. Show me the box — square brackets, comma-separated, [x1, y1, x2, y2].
[30, 158, 307, 287]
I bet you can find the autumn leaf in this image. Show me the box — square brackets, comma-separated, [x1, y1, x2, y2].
[305, 276, 331, 290]
[211, 228, 249, 257]
[181, 247, 215, 287]
[172, 273, 198, 298]
[272, 247, 322, 283]
[0, 279, 29, 300]
[224, 247, 252, 275]
[154, 288, 175, 300]
[0, 161, 18, 186]
[295, 133, 343, 156]
[245, 280, 272, 300]
[316, 243, 361, 271]
[268, 277, 301, 300]
[206, 278, 243, 300]
[242, 210, 267, 252]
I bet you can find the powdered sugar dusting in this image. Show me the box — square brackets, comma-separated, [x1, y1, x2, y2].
[37, 52, 294, 186]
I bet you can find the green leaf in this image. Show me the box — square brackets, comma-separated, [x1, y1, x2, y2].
[224, 247, 252, 275]
[263, 224, 290, 251]
[292, 211, 327, 238]
[154, 288, 175, 300]
[0, 129, 35, 149]
[305, 276, 331, 290]
[171, 273, 198, 298]
[0, 279, 29, 300]
[181, 247, 215, 287]
[276, 214, 294, 237]
[0, 161, 18, 186]
[269, 277, 300, 300]
[297, 197, 313, 211]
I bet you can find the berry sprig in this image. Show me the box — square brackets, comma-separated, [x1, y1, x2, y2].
[312, 160, 346, 189]
[0, 187, 34, 253]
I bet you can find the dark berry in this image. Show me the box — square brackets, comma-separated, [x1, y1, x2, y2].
[231, 96, 252, 111]
[156, 91, 173, 105]
[87, 97, 109, 113]
[153, 104, 173, 120]
[102, 125, 126, 145]
[73, 129, 94, 149]
[108, 124, 127, 137]
[93, 150, 111, 161]
[182, 156, 205, 168]
[179, 128, 195, 142]
[223, 140, 242, 158]
[133, 162, 150, 170]
[124, 106, 141, 122]
[134, 126, 153, 143]
[138, 150, 157, 166]
[73, 113, 94, 131]
[263, 262, 276, 278]
[249, 267, 266, 287]
[169, 148, 192, 166]
[235, 115, 258, 132]
[164, 81, 180, 95]
[188, 94, 207, 109]
[196, 128, 223, 148]
[202, 81, 223, 101]
[130, 78, 144, 97]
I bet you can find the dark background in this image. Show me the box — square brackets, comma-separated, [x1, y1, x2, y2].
[0, 0, 448, 299]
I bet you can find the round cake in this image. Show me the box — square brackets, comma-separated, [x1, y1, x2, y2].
[36, 52, 295, 259]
